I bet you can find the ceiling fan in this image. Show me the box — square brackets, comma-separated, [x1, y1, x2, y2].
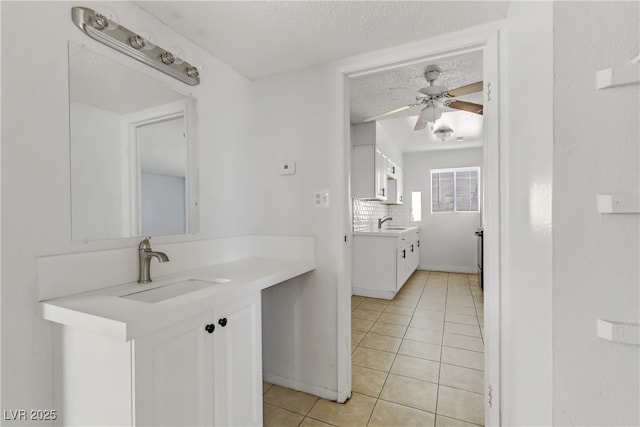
[363, 65, 484, 131]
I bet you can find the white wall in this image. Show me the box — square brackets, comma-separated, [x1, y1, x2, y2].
[1, 1, 253, 420]
[553, 2, 639, 425]
[501, 2, 554, 425]
[399, 147, 482, 273]
[248, 64, 346, 397]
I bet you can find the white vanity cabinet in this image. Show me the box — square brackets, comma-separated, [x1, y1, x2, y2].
[135, 292, 262, 427]
[352, 229, 420, 300]
[55, 291, 262, 427]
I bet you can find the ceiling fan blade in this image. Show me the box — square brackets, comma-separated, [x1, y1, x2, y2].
[446, 81, 483, 97]
[449, 100, 484, 115]
[414, 116, 428, 131]
[363, 104, 418, 123]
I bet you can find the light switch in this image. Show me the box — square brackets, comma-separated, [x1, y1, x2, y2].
[279, 161, 296, 175]
[313, 190, 330, 208]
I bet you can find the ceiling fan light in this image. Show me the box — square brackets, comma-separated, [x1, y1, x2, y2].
[434, 126, 454, 141]
[419, 105, 442, 123]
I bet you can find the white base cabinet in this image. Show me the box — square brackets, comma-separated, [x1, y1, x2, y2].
[54, 292, 262, 426]
[352, 230, 420, 300]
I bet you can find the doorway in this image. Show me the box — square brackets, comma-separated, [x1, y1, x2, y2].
[337, 28, 503, 425]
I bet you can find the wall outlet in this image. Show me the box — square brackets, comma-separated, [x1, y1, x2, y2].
[279, 161, 296, 175]
[313, 190, 330, 208]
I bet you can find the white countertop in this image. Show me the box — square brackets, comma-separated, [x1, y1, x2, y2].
[352, 226, 419, 237]
[40, 256, 315, 341]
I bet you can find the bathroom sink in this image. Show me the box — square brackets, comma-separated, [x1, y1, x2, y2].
[384, 227, 409, 231]
[121, 278, 230, 303]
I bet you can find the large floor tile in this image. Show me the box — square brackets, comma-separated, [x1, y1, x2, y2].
[443, 333, 484, 352]
[352, 364, 388, 398]
[444, 322, 482, 337]
[390, 354, 440, 383]
[307, 393, 376, 427]
[378, 312, 412, 326]
[445, 313, 479, 326]
[399, 339, 441, 362]
[404, 326, 443, 345]
[352, 346, 396, 372]
[351, 295, 366, 310]
[352, 308, 382, 321]
[370, 321, 408, 338]
[445, 304, 478, 316]
[352, 318, 375, 332]
[440, 346, 484, 371]
[359, 299, 390, 313]
[360, 332, 402, 353]
[435, 414, 482, 426]
[263, 385, 319, 415]
[413, 308, 446, 321]
[263, 403, 305, 427]
[369, 399, 436, 427]
[439, 363, 484, 394]
[383, 304, 415, 316]
[299, 417, 334, 427]
[436, 385, 483, 425]
[352, 329, 366, 346]
[410, 316, 444, 331]
[379, 374, 438, 413]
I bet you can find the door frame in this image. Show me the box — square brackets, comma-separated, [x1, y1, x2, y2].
[334, 21, 506, 425]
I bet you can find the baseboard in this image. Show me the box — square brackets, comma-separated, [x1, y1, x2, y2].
[420, 264, 478, 274]
[263, 372, 339, 401]
[351, 287, 395, 300]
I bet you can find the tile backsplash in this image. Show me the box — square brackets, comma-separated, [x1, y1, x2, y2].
[388, 203, 413, 227]
[352, 200, 389, 231]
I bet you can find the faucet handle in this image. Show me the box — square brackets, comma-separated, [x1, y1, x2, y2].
[138, 236, 152, 250]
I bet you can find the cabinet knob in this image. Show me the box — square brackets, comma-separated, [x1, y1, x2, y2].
[218, 318, 228, 327]
[417, 240, 420, 247]
[205, 324, 215, 334]
[411, 244, 414, 252]
[402, 250, 406, 259]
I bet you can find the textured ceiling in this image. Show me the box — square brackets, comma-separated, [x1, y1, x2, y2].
[351, 50, 484, 152]
[349, 50, 483, 123]
[134, 1, 509, 80]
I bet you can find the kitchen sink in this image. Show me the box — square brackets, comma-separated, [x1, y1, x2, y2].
[384, 227, 409, 230]
[121, 278, 230, 303]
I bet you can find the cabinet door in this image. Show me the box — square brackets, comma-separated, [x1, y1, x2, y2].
[213, 292, 262, 427]
[396, 245, 408, 290]
[395, 166, 404, 204]
[374, 147, 388, 200]
[134, 311, 215, 426]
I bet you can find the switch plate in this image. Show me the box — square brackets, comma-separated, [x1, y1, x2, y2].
[279, 161, 296, 175]
[313, 190, 330, 208]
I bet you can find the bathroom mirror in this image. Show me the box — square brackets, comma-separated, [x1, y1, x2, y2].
[69, 43, 199, 241]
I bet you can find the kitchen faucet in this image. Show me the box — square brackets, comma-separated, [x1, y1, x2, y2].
[138, 237, 169, 284]
[378, 216, 393, 229]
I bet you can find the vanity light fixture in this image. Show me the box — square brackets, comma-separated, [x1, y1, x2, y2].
[434, 126, 454, 141]
[71, 6, 200, 86]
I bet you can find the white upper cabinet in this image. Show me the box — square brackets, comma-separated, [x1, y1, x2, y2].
[351, 122, 402, 202]
[386, 165, 404, 205]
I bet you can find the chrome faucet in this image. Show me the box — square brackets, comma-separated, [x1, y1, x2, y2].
[378, 216, 393, 229]
[137, 237, 169, 284]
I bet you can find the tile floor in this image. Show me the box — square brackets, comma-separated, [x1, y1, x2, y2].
[263, 270, 484, 427]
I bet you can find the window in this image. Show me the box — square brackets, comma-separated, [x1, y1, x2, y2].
[411, 191, 422, 222]
[431, 167, 480, 213]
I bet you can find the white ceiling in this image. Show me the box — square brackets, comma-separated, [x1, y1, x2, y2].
[134, 1, 509, 80]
